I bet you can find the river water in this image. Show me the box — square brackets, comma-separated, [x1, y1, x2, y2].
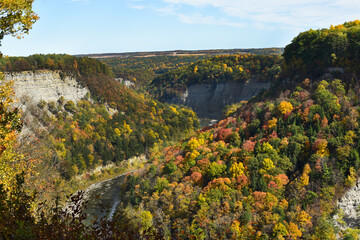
[199, 118, 218, 128]
[77, 155, 148, 223]
[80, 171, 133, 224]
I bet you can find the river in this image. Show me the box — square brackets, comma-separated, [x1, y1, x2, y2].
[80, 170, 135, 223]
[70, 155, 147, 224]
[199, 118, 218, 128]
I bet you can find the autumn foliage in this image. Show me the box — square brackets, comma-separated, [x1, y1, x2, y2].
[3, 19, 360, 240]
[114, 76, 360, 239]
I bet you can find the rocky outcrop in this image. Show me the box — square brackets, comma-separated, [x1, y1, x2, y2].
[115, 78, 134, 88]
[3, 70, 90, 138]
[335, 180, 360, 229]
[166, 80, 271, 119]
[4, 70, 89, 103]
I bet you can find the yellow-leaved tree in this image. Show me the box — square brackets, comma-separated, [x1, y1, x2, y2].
[0, 0, 38, 188]
[0, 73, 24, 188]
[0, 0, 39, 43]
[278, 101, 293, 115]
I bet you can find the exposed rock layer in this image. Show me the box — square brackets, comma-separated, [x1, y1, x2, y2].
[166, 80, 271, 119]
[336, 180, 360, 229]
[4, 70, 89, 103]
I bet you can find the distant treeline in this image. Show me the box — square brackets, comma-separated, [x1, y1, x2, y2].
[101, 55, 210, 88]
[149, 54, 282, 101]
[0, 54, 111, 76]
[81, 47, 284, 59]
[97, 48, 283, 89]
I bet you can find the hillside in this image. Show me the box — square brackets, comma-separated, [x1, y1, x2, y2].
[115, 78, 360, 239]
[282, 20, 360, 81]
[101, 55, 209, 89]
[110, 21, 360, 239]
[5, 70, 88, 103]
[148, 54, 281, 119]
[0, 55, 199, 183]
[150, 54, 282, 100]
[6, 0, 360, 239]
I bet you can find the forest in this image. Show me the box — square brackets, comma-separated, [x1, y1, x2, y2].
[109, 21, 360, 239]
[2, 10, 360, 239]
[149, 54, 282, 101]
[282, 20, 360, 81]
[98, 48, 283, 89]
[115, 77, 360, 239]
[0, 54, 199, 202]
[101, 55, 209, 88]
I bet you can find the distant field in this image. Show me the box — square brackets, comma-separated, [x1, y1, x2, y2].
[77, 48, 284, 59]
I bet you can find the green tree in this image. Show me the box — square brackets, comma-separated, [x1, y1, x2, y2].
[207, 162, 226, 179]
[155, 177, 169, 193]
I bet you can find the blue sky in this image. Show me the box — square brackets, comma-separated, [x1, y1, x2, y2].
[1, 0, 359, 56]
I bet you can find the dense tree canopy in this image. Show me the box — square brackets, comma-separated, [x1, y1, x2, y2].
[114, 77, 360, 239]
[150, 54, 282, 101]
[282, 20, 360, 80]
[109, 20, 360, 239]
[0, 54, 200, 181]
[99, 48, 283, 89]
[2, 16, 360, 239]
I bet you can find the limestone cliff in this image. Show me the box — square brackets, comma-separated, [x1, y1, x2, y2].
[3, 70, 90, 137]
[335, 180, 360, 229]
[4, 70, 89, 103]
[166, 80, 270, 119]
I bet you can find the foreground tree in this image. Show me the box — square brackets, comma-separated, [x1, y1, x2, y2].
[0, 73, 24, 188]
[0, 0, 38, 187]
[0, 0, 39, 49]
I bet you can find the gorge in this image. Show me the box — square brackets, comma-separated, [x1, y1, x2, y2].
[6, 68, 360, 233]
[166, 80, 270, 120]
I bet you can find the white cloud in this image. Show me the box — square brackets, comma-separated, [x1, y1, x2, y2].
[152, 3, 245, 27]
[128, 0, 360, 30]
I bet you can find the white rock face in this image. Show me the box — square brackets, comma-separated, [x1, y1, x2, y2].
[115, 78, 134, 87]
[335, 180, 360, 229]
[167, 80, 270, 119]
[4, 70, 89, 103]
